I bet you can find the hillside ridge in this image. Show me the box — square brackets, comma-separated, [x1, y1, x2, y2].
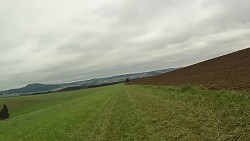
[129, 47, 250, 91]
[0, 68, 176, 95]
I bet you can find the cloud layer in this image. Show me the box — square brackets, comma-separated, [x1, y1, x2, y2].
[1, 0, 250, 90]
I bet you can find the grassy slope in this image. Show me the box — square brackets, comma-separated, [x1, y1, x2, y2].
[0, 88, 102, 117]
[0, 84, 249, 140]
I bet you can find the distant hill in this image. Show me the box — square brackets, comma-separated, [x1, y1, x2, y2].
[0, 68, 176, 96]
[0, 83, 63, 95]
[129, 47, 250, 91]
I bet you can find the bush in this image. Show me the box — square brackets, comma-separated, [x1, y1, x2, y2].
[0, 104, 10, 120]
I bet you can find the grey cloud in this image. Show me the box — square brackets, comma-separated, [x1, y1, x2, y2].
[0, 0, 250, 90]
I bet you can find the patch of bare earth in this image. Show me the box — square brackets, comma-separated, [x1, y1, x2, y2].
[129, 47, 250, 91]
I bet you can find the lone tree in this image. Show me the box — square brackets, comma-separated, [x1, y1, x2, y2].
[0, 104, 10, 120]
[125, 78, 130, 83]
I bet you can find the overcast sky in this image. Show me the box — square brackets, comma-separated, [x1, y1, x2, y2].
[1, 0, 250, 90]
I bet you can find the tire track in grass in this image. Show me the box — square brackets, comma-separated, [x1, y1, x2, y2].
[102, 85, 161, 140]
[125, 86, 164, 141]
[65, 87, 117, 140]
[70, 84, 160, 140]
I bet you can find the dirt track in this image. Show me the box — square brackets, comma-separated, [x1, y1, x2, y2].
[129, 47, 250, 92]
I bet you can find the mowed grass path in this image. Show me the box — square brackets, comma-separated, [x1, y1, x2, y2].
[0, 84, 249, 140]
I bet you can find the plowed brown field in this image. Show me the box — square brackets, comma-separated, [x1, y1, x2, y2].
[129, 47, 250, 91]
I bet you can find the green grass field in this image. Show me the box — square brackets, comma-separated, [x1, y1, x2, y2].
[0, 84, 249, 140]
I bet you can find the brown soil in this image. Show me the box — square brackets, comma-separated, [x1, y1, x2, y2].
[129, 47, 250, 92]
